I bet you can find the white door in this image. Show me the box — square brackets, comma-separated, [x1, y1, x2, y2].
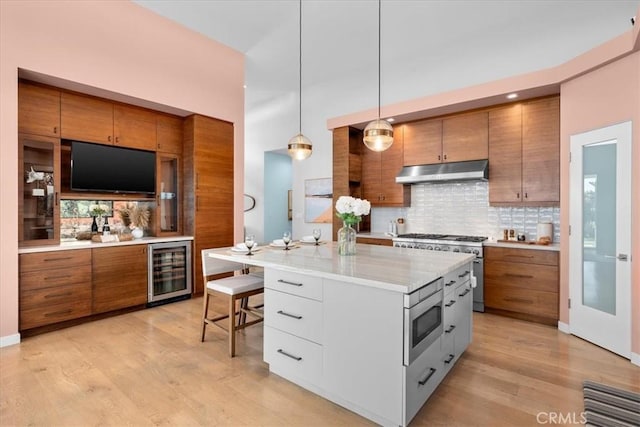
[569, 121, 632, 359]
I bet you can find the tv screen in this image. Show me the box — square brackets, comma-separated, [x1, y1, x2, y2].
[70, 141, 156, 194]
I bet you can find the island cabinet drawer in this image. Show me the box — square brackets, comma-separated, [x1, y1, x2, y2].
[20, 294, 92, 330]
[484, 246, 558, 266]
[264, 289, 323, 344]
[404, 337, 444, 424]
[20, 266, 91, 291]
[265, 269, 323, 301]
[264, 325, 322, 385]
[19, 249, 92, 273]
[443, 264, 471, 295]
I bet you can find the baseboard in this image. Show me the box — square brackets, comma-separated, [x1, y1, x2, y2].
[631, 352, 640, 367]
[0, 333, 21, 348]
[557, 321, 570, 334]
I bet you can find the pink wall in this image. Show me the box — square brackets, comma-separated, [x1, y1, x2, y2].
[0, 1, 245, 341]
[560, 51, 640, 354]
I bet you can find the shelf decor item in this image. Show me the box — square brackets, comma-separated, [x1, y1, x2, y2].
[335, 196, 370, 256]
[117, 203, 150, 239]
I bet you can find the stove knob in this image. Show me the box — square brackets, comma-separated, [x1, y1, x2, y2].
[464, 248, 472, 253]
[473, 249, 480, 255]
[434, 246, 441, 251]
[427, 245, 433, 250]
[453, 248, 460, 252]
[442, 247, 450, 251]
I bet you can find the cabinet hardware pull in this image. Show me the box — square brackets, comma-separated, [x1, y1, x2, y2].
[443, 154, 447, 160]
[504, 297, 532, 304]
[438, 155, 441, 161]
[44, 257, 71, 262]
[418, 368, 436, 386]
[458, 289, 471, 297]
[524, 192, 528, 199]
[108, 136, 111, 142]
[53, 126, 58, 134]
[516, 192, 520, 199]
[458, 271, 470, 278]
[45, 291, 72, 299]
[45, 309, 72, 317]
[505, 273, 534, 279]
[196, 196, 199, 212]
[115, 137, 120, 143]
[444, 354, 455, 364]
[277, 279, 303, 287]
[55, 192, 59, 206]
[44, 275, 72, 281]
[156, 195, 160, 207]
[277, 349, 302, 361]
[445, 325, 456, 334]
[445, 300, 456, 307]
[507, 255, 534, 259]
[277, 310, 302, 320]
[445, 280, 456, 287]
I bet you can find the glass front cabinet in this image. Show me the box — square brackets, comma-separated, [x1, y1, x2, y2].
[156, 153, 181, 235]
[19, 133, 60, 246]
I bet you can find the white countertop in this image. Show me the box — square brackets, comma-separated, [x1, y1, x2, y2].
[483, 241, 560, 251]
[208, 241, 474, 294]
[18, 235, 194, 254]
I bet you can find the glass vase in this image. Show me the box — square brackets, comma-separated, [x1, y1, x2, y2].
[337, 221, 357, 256]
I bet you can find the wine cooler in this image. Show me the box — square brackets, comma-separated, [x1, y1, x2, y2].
[148, 241, 192, 306]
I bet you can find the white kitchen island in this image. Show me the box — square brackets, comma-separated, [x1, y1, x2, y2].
[208, 242, 475, 426]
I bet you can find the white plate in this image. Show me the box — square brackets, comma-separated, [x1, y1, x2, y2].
[231, 246, 261, 254]
[269, 243, 297, 249]
[299, 240, 323, 245]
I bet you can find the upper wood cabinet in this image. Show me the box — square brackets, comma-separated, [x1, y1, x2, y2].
[402, 111, 488, 166]
[403, 119, 442, 166]
[156, 114, 183, 154]
[61, 92, 114, 144]
[18, 82, 61, 137]
[442, 111, 489, 162]
[488, 96, 559, 206]
[113, 104, 156, 151]
[362, 126, 410, 207]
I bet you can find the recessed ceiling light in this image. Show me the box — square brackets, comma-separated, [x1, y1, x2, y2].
[506, 93, 518, 99]
[386, 117, 395, 122]
[243, 84, 247, 89]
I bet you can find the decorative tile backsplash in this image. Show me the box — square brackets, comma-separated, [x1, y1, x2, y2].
[371, 181, 560, 242]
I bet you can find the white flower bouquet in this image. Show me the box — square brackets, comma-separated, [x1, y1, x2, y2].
[335, 196, 371, 226]
[89, 203, 109, 217]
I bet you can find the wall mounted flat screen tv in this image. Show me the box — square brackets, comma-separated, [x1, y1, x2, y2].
[70, 140, 156, 194]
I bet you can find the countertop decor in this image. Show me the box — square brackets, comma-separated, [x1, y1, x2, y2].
[335, 196, 371, 256]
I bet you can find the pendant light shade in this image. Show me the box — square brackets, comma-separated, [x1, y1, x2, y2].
[288, 0, 312, 160]
[288, 133, 312, 160]
[364, 0, 393, 152]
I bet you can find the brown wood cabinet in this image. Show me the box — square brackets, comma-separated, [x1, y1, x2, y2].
[19, 249, 92, 330]
[183, 115, 234, 294]
[154, 153, 181, 236]
[356, 237, 393, 246]
[61, 92, 114, 144]
[113, 104, 157, 151]
[92, 245, 148, 314]
[332, 126, 364, 239]
[484, 246, 559, 325]
[361, 126, 410, 207]
[488, 96, 560, 206]
[402, 111, 488, 166]
[18, 82, 60, 137]
[156, 114, 183, 154]
[19, 133, 61, 247]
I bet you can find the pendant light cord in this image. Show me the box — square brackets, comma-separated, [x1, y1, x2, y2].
[377, 0, 381, 120]
[299, 0, 303, 135]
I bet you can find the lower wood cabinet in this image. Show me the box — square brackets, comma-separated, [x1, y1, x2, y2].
[92, 245, 148, 314]
[19, 249, 92, 330]
[484, 246, 559, 325]
[356, 236, 393, 246]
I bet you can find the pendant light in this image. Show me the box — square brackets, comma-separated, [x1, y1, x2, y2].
[363, 0, 394, 152]
[288, 0, 312, 160]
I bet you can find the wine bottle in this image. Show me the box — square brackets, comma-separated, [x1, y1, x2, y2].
[102, 217, 110, 236]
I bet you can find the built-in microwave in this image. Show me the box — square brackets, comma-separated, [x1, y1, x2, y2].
[403, 277, 444, 366]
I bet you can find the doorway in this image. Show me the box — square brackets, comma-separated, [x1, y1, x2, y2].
[264, 151, 292, 243]
[569, 121, 632, 358]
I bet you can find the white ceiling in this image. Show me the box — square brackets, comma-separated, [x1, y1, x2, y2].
[134, 0, 639, 117]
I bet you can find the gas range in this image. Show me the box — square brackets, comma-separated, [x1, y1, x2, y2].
[392, 233, 487, 257]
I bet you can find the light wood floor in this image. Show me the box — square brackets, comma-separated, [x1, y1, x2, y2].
[1, 296, 638, 426]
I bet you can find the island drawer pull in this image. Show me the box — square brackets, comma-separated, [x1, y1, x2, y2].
[445, 280, 456, 287]
[505, 273, 534, 279]
[277, 279, 303, 287]
[43, 257, 72, 263]
[277, 349, 302, 361]
[445, 300, 456, 307]
[444, 354, 455, 364]
[458, 289, 471, 297]
[504, 297, 533, 304]
[44, 291, 72, 299]
[458, 271, 470, 278]
[418, 368, 437, 386]
[445, 325, 456, 334]
[277, 310, 302, 320]
[44, 309, 72, 318]
[44, 275, 72, 281]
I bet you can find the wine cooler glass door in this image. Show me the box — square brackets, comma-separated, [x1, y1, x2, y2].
[148, 241, 192, 304]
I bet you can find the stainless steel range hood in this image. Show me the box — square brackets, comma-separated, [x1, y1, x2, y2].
[396, 159, 488, 184]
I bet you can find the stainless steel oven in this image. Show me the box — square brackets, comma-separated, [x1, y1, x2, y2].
[404, 277, 444, 366]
